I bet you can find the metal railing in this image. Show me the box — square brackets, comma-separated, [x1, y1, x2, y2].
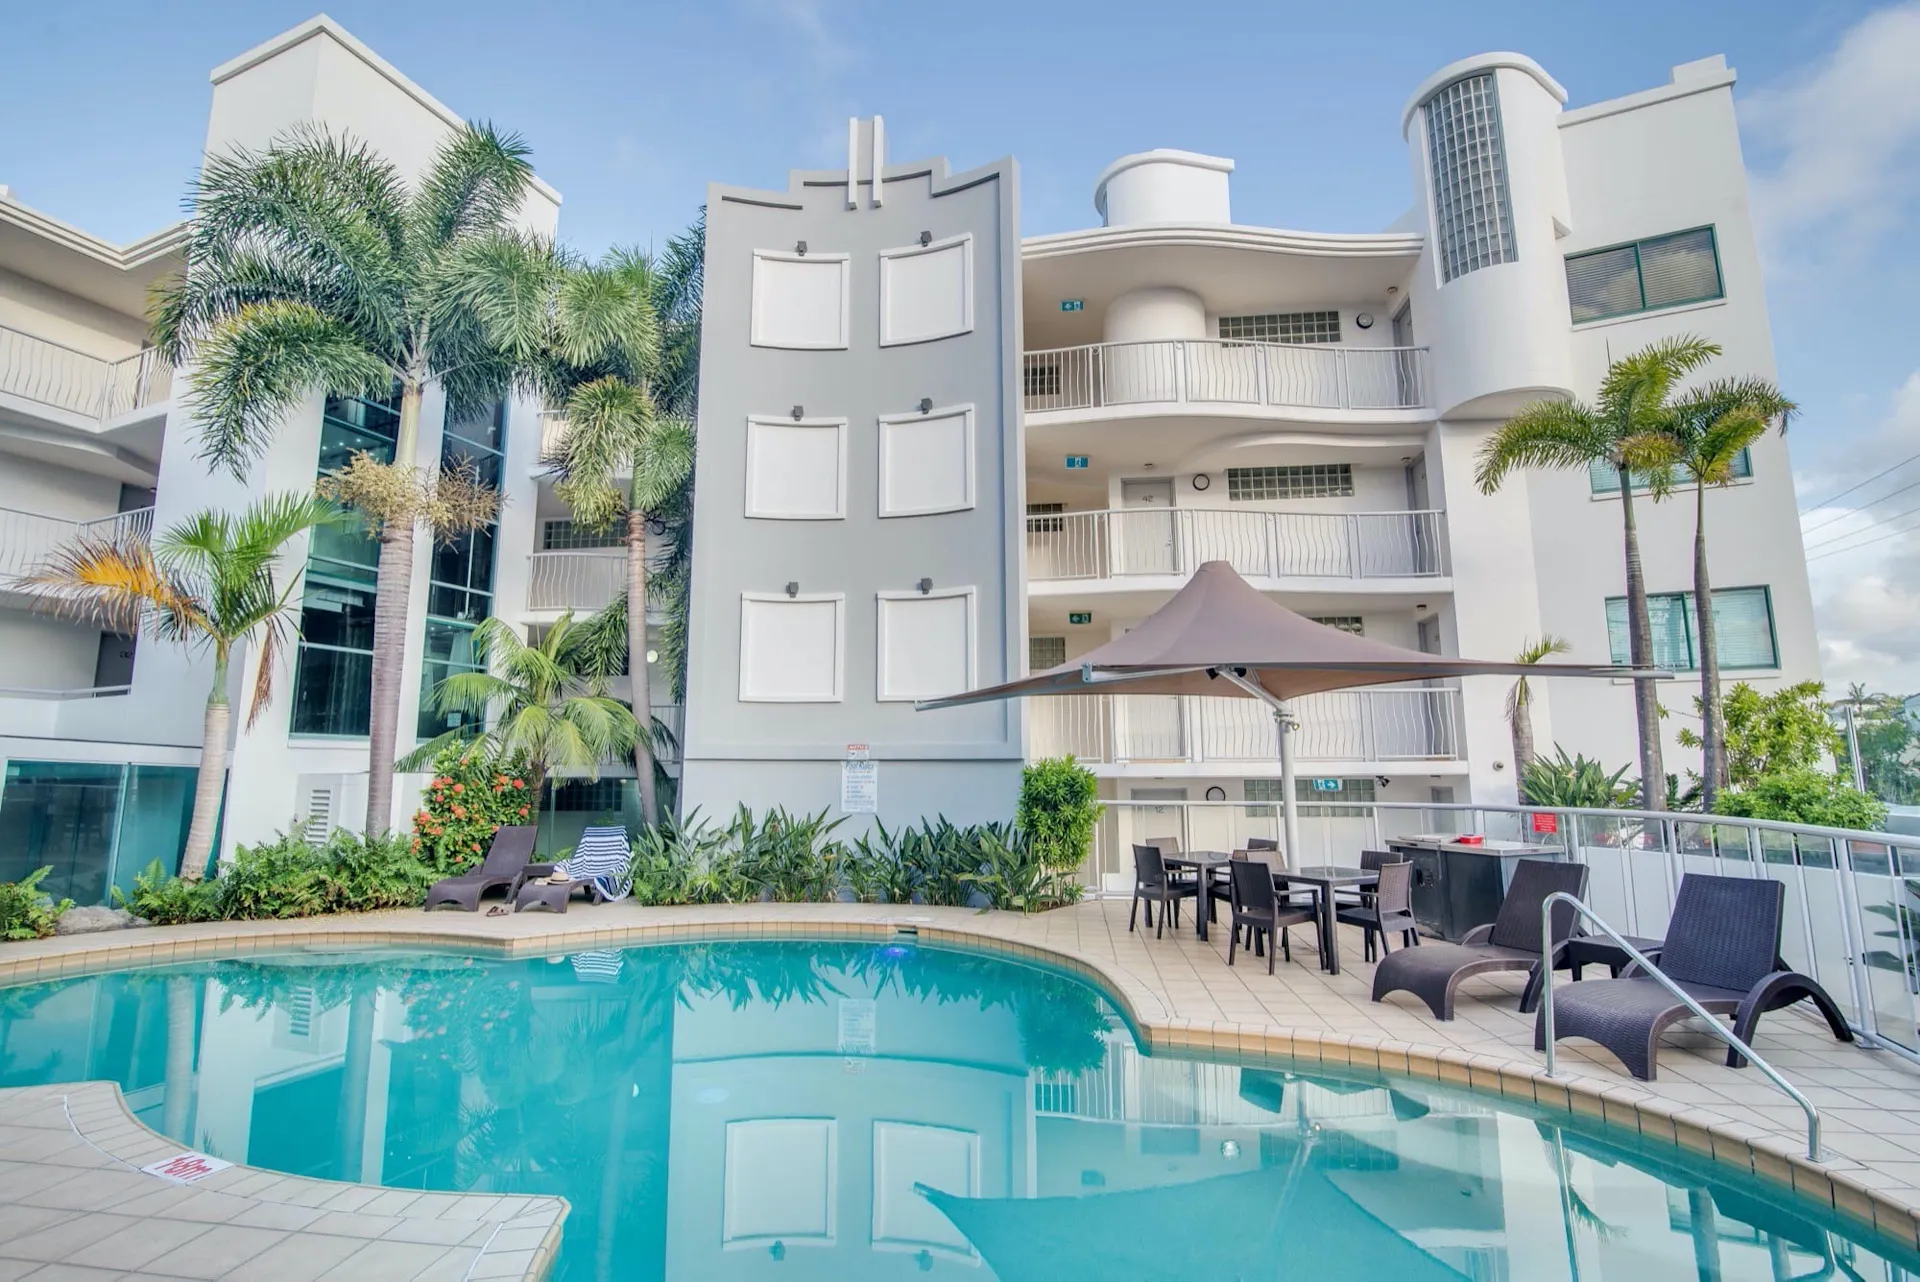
[1027, 508, 1446, 581]
[1022, 339, 1429, 414]
[0, 505, 155, 579]
[0, 684, 131, 700]
[1076, 798, 1920, 1070]
[1540, 892, 1822, 1159]
[1030, 687, 1463, 766]
[526, 551, 626, 612]
[0, 323, 172, 422]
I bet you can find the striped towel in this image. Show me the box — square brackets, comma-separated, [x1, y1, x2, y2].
[569, 951, 625, 983]
[560, 826, 632, 902]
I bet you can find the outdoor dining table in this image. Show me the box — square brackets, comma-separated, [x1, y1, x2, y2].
[1271, 865, 1378, 976]
[1159, 853, 1233, 942]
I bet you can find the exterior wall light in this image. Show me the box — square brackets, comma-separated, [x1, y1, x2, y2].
[794, 240, 807, 256]
[917, 577, 933, 594]
[791, 405, 804, 420]
[785, 581, 800, 597]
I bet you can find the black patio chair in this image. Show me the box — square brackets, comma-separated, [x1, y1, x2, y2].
[1370, 859, 1589, 1020]
[1225, 858, 1319, 974]
[1534, 874, 1854, 1081]
[423, 825, 538, 911]
[1129, 843, 1198, 939]
[1333, 849, 1395, 912]
[1338, 859, 1418, 963]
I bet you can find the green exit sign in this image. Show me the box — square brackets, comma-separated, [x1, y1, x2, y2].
[1312, 778, 1343, 792]
[1060, 299, 1084, 312]
[1068, 612, 1093, 625]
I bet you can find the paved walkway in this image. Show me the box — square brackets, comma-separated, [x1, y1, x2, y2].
[1, 896, 1918, 1274]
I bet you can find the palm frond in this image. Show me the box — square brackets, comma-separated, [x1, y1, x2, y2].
[631, 417, 695, 515]
[428, 230, 566, 367]
[1475, 399, 1608, 492]
[552, 249, 659, 374]
[409, 122, 535, 255]
[14, 536, 201, 638]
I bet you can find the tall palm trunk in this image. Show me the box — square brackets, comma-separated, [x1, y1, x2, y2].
[162, 976, 196, 1142]
[627, 507, 658, 824]
[1693, 480, 1724, 810]
[1510, 689, 1538, 797]
[1618, 474, 1666, 810]
[365, 381, 425, 837]
[180, 654, 232, 880]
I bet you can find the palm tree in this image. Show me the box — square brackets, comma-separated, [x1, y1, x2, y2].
[1649, 377, 1795, 811]
[1507, 635, 1570, 793]
[1477, 336, 1721, 811]
[543, 239, 700, 824]
[401, 612, 639, 800]
[150, 124, 628, 839]
[17, 493, 344, 876]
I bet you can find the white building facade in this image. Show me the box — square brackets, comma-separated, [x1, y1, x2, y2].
[0, 29, 1818, 903]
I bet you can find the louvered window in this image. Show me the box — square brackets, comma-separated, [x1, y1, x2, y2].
[1605, 586, 1776, 671]
[1589, 448, 1750, 495]
[1566, 227, 1722, 323]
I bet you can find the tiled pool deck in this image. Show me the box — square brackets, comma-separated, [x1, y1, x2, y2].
[2, 897, 1918, 1277]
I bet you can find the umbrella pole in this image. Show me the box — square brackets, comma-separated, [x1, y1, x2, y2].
[1217, 672, 1302, 862]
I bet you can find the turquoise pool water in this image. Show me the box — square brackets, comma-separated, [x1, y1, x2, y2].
[0, 939, 1911, 1281]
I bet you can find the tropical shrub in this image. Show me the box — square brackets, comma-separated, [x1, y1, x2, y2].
[413, 744, 535, 873]
[628, 811, 753, 906]
[961, 824, 1084, 912]
[730, 806, 847, 902]
[0, 867, 72, 941]
[1520, 747, 1638, 809]
[1713, 768, 1888, 831]
[1016, 758, 1103, 881]
[122, 830, 435, 924]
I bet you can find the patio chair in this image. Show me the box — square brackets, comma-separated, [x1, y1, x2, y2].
[1333, 850, 1394, 911]
[1337, 859, 1418, 963]
[423, 825, 538, 911]
[1370, 859, 1589, 1020]
[521, 825, 634, 908]
[1534, 874, 1854, 1081]
[1129, 843, 1198, 939]
[1225, 858, 1318, 973]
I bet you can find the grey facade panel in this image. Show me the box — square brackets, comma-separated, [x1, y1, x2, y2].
[681, 132, 1026, 829]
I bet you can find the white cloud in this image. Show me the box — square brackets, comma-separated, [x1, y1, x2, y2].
[1743, 2, 1920, 270]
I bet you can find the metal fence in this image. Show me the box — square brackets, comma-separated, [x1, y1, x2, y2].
[1026, 508, 1446, 581]
[526, 551, 626, 611]
[0, 505, 154, 579]
[0, 324, 171, 421]
[1022, 340, 1429, 414]
[1083, 798, 1920, 1067]
[1029, 687, 1463, 766]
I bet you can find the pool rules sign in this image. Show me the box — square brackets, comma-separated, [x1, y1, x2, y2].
[841, 744, 877, 814]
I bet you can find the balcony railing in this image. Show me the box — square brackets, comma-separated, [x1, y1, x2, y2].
[1023, 339, 1429, 415]
[1027, 508, 1446, 582]
[1030, 686, 1464, 766]
[0, 506, 155, 580]
[527, 550, 626, 612]
[0, 324, 172, 422]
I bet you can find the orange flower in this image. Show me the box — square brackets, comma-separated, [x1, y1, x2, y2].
[452, 805, 467, 819]
[513, 779, 525, 790]
[452, 783, 465, 794]
[518, 806, 530, 817]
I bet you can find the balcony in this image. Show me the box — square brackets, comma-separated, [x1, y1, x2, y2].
[0, 505, 155, 581]
[1022, 340, 1428, 418]
[0, 324, 172, 425]
[1027, 507, 1446, 588]
[1029, 687, 1464, 768]
[526, 550, 626, 613]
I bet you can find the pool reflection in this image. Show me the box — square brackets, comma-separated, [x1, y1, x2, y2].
[0, 941, 1911, 1282]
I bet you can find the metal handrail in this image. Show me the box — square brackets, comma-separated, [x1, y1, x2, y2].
[1539, 890, 1822, 1160]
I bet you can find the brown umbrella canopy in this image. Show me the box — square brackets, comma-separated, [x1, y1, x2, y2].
[918, 560, 1640, 709]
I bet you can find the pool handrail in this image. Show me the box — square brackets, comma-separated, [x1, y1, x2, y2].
[1539, 890, 1822, 1161]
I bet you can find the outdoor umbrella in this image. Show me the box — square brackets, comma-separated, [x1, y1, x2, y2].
[918, 561, 1649, 861]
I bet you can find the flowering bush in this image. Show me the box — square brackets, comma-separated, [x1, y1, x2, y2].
[412, 745, 535, 873]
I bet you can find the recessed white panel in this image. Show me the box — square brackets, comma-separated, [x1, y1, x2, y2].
[745, 417, 847, 519]
[751, 251, 850, 349]
[879, 234, 973, 346]
[872, 1121, 978, 1256]
[724, 1118, 837, 1246]
[879, 405, 975, 517]
[877, 589, 976, 702]
[741, 594, 844, 702]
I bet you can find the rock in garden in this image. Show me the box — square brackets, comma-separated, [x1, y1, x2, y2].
[53, 906, 148, 935]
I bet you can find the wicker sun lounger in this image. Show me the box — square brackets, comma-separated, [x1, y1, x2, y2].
[423, 825, 538, 911]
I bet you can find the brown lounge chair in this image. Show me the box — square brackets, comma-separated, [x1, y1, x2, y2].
[1370, 859, 1589, 1020]
[1535, 874, 1854, 1081]
[423, 825, 538, 911]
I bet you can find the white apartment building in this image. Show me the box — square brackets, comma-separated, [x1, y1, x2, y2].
[0, 23, 1817, 904]
[1019, 53, 1816, 820]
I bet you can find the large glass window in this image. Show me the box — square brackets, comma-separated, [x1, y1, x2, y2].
[418, 402, 506, 740]
[0, 761, 204, 904]
[291, 390, 400, 737]
[1565, 227, 1723, 323]
[1605, 586, 1778, 671]
[1589, 447, 1751, 495]
[1424, 72, 1517, 282]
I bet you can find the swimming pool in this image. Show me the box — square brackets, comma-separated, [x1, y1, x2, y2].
[0, 938, 1911, 1281]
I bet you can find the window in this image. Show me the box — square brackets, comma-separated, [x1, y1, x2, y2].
[1565, 227, 1722, 323]
[1589, 448, 1750, 495]
[542, 519, 623, 550]
[1309, 616, 1365, 635]
[1295, 777, 1376, 817]
[1604, 586, 1777, 671]
[1218, 311, 1342, 345]
[1424, 73, 1517, 282]
[1227, 464, 1354, 501]
[1026, 501, 1065, 534]
[1029, 636, 1067, 672]
[1243, 778, 1285, 817]
[419, 401, 506, 738]
[551, 778, 627, 812]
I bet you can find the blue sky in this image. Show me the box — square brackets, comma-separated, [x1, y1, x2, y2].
[3, 1, 1918, 682]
